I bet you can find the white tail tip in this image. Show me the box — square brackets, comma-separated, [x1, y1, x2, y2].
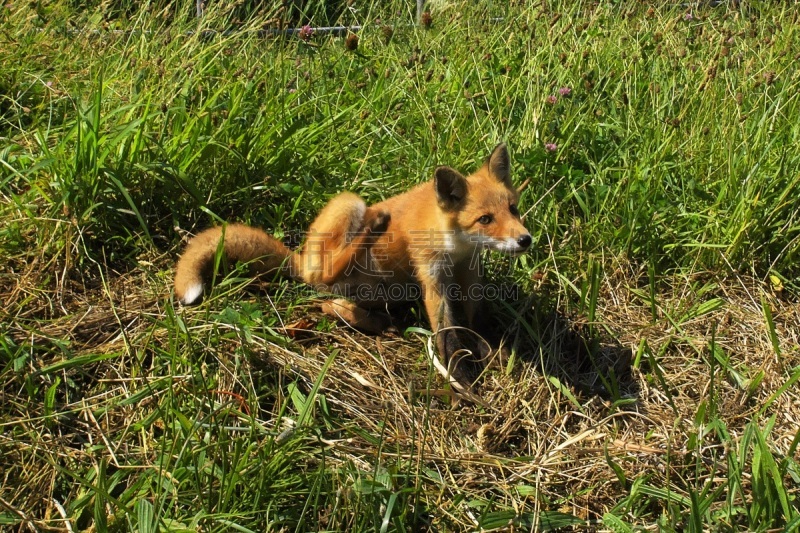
[180, 283, 204, 305]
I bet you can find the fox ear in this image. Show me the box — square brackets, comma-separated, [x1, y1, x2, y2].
[484, 143, 512, 187]
[434, 166, 467, 209]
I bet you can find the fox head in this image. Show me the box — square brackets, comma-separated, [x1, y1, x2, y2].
[434, 143, 532, 256]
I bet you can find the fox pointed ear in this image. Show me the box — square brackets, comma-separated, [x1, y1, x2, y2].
[434, 166, 467, 209]
[484, 143, 512, 187]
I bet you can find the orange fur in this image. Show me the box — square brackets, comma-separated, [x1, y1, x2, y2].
[174, 144, 531, 381]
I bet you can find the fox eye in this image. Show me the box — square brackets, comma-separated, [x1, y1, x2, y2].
[478, 214, 493, 225]
[509, 204, 519, 216]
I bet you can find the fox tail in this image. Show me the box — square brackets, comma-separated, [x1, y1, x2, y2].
[174, 224, 296, 305]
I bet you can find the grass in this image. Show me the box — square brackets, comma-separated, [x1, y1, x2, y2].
[1, 0, 799, 530]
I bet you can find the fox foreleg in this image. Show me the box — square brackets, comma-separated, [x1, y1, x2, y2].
[422, 263, 510, 385]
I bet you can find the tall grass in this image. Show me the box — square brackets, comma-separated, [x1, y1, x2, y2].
[1, 0, 799, 530]
[3, 0, 798, 278]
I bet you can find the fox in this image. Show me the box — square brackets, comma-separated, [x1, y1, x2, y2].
[174, 143, 531, 384]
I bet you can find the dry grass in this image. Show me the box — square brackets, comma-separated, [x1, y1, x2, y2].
[2, 253, 797, 529]
[2, 1, 799, 527]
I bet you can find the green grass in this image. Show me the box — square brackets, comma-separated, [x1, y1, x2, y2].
[2, 0, 800, 530]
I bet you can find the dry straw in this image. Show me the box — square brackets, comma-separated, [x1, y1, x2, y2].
[2, 255, 797, 526]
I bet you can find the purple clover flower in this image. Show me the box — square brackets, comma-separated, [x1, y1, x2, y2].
[558, 87, 572, 96]
[298, 25, 314, 41]
[546, 95, 558, 105]
[684, 12, 693, 21]
[544, 143, 558, 153]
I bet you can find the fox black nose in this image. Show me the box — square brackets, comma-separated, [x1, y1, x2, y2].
[517, 234, 532, 249]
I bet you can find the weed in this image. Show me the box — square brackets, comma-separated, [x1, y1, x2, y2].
[1, 1, 799, 530]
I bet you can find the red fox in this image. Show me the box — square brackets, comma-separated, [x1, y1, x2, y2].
[175, 144, 531, 383]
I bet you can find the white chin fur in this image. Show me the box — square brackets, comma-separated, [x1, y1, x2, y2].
[488, 238, 526, 255]
[181, 283, 204, 305]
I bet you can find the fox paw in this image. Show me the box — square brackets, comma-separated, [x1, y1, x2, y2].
[364, 209, 391, 235]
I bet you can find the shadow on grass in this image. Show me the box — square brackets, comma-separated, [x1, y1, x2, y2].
[244, 273, 639, 404]
[497, 290, 638, 404]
